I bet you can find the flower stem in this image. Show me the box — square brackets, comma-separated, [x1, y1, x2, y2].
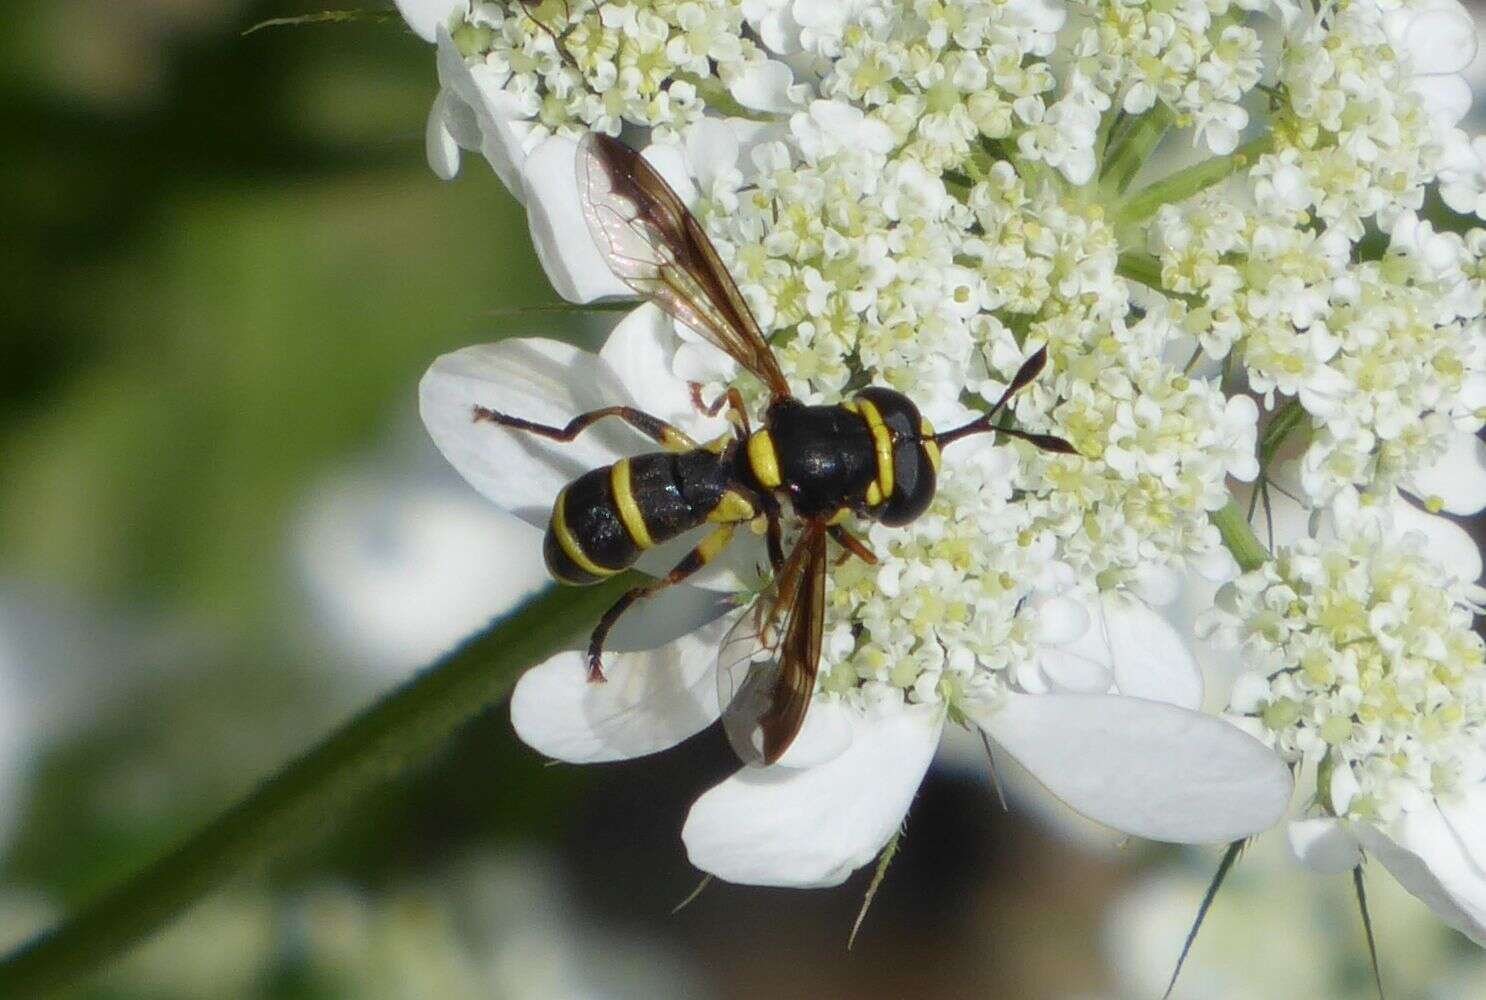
[1212, 500, 1268, 573]
[1100, 104, 1174, 195]
[1115, 134, 1273, 226]
[1115, 251, 1200, 305]
[1259, 397, 1307, 464]
[0, 572, 644, 998]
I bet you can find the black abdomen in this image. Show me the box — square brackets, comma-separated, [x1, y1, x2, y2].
[543, 448, 737, 585]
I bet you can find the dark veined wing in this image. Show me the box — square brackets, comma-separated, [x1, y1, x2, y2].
[576, 131, 792, 400]
[716, 523, 828, 766]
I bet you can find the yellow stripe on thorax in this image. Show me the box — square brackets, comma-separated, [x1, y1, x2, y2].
[747, 430, 782, 488]
[551, 487, 618, 578]
[609, 459, 655, 549]
[920, 417, 941, 472]
[855, 397, 895, 500]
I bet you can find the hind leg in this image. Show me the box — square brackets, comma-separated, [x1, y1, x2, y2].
[585, 524, 735, 682]
[473, 403, 698, 453]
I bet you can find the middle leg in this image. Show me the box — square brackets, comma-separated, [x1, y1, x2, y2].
[829, 525, 878, 566]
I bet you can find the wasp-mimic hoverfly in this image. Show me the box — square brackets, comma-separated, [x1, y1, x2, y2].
[472, 132, 1076, 766]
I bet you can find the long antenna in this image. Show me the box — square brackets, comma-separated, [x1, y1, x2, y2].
[934, 347, 1078, 454]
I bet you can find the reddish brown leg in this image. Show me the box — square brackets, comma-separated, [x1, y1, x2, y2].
[689, 383, 751, 435]
[829, 525, 878, 566]
[586, 525, 735, 682]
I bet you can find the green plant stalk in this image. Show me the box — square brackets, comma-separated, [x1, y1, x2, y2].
[1114, 251, 1201, 305]
[1115, 134, 1274, 226]
[1212, 500, 1269, 573]
[1259, 397, 1307, 464]
[0, 572, 643, 998]
[1100, 104, 1174, 195]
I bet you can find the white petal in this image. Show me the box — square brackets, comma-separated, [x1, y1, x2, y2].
[1037, 595, 1090, 644]
[771, 699, 854, 769]
[971, 693, 1292, 843]
[1391, 499, 1482, 582]
[510, 609, 731, 763]
[1409, 430, 1486, 515]
[640, 142, 700, 206]
[395, 0, 456, 42]
[1355, 812, 1486, 945]
[685, 118, 740, 191]
[1440, 786, 1486, 876]
[1406, 8, 1478, 75]
[425, 94, 462, 180]
[1039, 648, 1114, 693]
[1128, 563, 1182, 606]
[1161, 572, 1246, 712]
[599, 304, 729, 439]
[1287, 817, 1362, 873]
[1410, 74, 1474, 127]
[436, 29, 531, 197]
[1104, 597, 1203, 711]
[420, 339, 640, 528]
[682, 703, 943, 887]
[726, 59, 803, 113]
[521, 136, 633, 303]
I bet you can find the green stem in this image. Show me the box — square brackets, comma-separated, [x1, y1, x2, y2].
[0, 573, 643, 998]
[1115, 251, 1200, 305]
[1100, 104, 1174, 195]
[1259, 397, 1308, 464]
[1115, 135, 1274, 226]
[1212, 500, 1268, 573]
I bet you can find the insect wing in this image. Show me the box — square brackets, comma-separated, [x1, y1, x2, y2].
[576, 132, 792, 399]
[716, 525, 827, 766]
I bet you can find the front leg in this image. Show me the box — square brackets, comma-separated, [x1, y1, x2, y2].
[689, 383, 751, 436]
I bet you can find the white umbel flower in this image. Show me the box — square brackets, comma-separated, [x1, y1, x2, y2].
[1200, 494, 1486, 943]
[421, 314, 1292, 887]
[392, 0, 1486, 940]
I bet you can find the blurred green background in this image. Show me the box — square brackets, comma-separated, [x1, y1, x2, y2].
[4, 2, 1486, 997]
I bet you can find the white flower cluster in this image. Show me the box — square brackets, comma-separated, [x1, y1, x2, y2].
[1074, 0, 1265, 153]
[1150, 190, 1486, 504]
[807, 0, 1075, 173]
[1205, 510, 1486, 827]
[685, 118, 1256, 707]
[401, 0, 1486, 923]
[1271, 1, 1445, 237]
[448, 0, 777, 149]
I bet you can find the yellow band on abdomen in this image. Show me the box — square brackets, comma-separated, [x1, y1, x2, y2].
[551, 487, 617, 578]
[610, 459, 655, 549]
